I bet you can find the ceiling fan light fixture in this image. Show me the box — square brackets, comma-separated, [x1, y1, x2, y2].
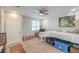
[34, 8, 49, 16]
[40, 13, 44, 15]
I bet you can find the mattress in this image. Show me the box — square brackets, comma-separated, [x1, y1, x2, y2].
[39, 31, 79, 44]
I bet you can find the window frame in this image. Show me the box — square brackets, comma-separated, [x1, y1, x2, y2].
[32, 20, 40, 31]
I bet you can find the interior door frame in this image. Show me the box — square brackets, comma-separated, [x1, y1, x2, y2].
[5, 11, 22, 45]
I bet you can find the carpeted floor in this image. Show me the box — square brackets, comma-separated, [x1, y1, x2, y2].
[21, 38, 63, 53]
[7, 38, 63, 53]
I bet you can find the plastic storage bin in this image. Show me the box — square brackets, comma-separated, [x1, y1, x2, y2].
[54, 40, 71, 53]
[46, 37, 56, 46]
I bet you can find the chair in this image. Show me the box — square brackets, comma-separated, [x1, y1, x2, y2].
[23, 32, 35, 41]
[0, 33, 7, 53]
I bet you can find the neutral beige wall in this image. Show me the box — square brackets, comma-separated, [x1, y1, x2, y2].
[0, 7, 6, 32]
[22, 16, 33, 36]
[0, 7, 1, 32]
[43, 12, 79, 33]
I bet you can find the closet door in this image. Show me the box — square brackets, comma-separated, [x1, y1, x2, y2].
[6, 12, 22, 45]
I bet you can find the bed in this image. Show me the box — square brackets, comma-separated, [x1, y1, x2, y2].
[39, 31, 79, 44]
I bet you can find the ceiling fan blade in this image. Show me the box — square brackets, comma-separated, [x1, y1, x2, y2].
[34, 8, 49, 15]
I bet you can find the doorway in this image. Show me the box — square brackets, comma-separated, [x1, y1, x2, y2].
[5, 12, 22, 45]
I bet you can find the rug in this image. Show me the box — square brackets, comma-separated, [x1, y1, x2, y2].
[10, 44, 26, 53]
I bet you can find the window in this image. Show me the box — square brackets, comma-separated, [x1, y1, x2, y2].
[32, 20, 40, 31]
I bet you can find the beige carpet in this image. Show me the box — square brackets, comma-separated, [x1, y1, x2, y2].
[21, 38, 63, 53]
[6, 38, 63, 53]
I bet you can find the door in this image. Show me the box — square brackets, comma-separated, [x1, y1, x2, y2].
[6, 12, 22, 45]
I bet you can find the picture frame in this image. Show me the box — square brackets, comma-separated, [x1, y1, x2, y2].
[59, 15, 75, 27]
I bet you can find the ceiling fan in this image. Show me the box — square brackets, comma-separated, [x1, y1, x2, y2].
[34, 8, 49, 16]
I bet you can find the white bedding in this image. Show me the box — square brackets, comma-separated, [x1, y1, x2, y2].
[39, 31, 79, 44]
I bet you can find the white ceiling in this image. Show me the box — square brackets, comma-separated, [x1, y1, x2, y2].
[3, 6, 79, 19]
